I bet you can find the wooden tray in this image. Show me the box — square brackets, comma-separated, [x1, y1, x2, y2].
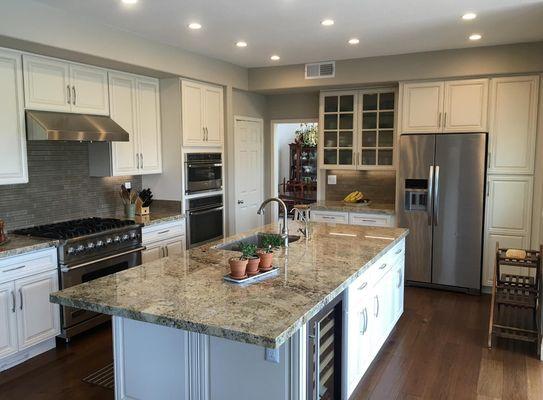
[223, 267, 279, 285]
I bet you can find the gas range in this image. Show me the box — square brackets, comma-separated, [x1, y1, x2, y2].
[13, 217, 144, 340]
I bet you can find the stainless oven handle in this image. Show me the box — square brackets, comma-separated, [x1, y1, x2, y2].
[60, 246, 146, 272]
[189, 206, 224, 217]
[187, 163, 222, 168]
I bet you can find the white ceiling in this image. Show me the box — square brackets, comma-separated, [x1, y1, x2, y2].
[32, 0, 543, 68]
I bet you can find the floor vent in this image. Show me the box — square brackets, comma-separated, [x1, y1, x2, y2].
[82, 363, 115, 390]
[305, 61, 335, 79]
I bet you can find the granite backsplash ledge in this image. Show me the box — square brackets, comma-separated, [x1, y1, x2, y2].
[0, 141, 142, 231]
[325, 170, 396, 204]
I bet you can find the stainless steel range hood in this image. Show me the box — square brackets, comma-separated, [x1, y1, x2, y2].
[26, 110, 129, 142]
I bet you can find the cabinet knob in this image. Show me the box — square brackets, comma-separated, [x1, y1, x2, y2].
[237, 200, 244, 204]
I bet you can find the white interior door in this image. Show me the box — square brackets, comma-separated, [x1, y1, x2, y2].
[234, 118, 264, 233]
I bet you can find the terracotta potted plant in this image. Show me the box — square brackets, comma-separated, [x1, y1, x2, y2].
[240, 242, 260, 276]
[228, 254, 248, 279]
[258, 234, 282, 272]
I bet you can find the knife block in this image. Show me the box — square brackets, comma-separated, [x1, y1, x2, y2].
[136, 204, 150, 216]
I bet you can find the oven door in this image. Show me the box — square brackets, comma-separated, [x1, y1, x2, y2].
[60, 247, 143, 330]
[185, 162, 223, 194]
[188, 206, 224, 247]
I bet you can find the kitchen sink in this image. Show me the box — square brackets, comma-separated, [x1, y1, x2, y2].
[216, 232, 301, 252]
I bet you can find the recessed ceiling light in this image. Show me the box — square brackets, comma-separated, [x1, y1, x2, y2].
[236, 41, 248, 48]
[270, 55, 280, 61]
[188, 22, 202, 30]
[348, 38, 360, 45]
[321, 19, 334, 26]
[462, 12, 477, 20]
[469, 33, 482, 41]
[122, 0, 138, 3]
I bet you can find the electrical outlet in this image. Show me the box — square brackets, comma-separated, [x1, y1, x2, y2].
[124, 181, 132, 190]
[327, 175, 337, 185]
[265, 348, 280, 364]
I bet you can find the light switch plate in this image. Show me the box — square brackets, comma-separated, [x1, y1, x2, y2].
[327, 175, 337, 185]
[265, 348, 280, 364]
[124, 181, 132, 190]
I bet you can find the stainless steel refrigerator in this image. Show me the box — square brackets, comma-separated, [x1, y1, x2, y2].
[397, 133, 487, 291]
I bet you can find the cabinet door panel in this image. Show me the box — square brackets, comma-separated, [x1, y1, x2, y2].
[488, 76, 539, 174]
[109, 72, 139, 175]
[0, 282, 18, 359]
[136, 78, 162, 174]
[182, 81, 204, 146]
[70, 64, 109, 115]
[23, 55, 70, 112]
[15, 271, 59, 350]
[401, 82, 443, 133]
[0, 49, 27, 185]
[203, 86, 223, 146]
[164, 237, 186, 257]
[141, 243, 163, 264]
[486, 175, 533, 235]
[443, 79, 488, 132]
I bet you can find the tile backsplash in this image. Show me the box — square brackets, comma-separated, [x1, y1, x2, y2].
[0, 142, 141, 230]
[325, 170, 396, 204]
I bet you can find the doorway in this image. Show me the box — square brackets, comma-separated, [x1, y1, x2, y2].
[271, 119, 319, 222]
[233, 116, 264, 234]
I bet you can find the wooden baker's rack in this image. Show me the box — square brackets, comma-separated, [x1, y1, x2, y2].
[488, 244, 542, 355]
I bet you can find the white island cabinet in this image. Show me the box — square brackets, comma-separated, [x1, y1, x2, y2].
[110, 238, 405, 400]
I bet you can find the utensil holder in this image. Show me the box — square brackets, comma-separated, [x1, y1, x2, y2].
[124, 204, 136, 218]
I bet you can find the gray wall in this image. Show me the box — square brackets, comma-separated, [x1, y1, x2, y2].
[249, 41, 543, 92]
[0, 142, 141, 231]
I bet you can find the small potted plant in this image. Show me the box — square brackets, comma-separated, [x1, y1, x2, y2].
[228, 252, 248, 279]
[258, 234, 283, 272]
[240, 242, 259, 276]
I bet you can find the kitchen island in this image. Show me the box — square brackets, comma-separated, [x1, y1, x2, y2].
[50, 221, 408, 400]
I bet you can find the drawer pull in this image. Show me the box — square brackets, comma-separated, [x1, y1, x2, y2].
[19, 288, 23, 310]
[360, 219, 377, 223]
[379, 263, 387, 270]
[321, 216, 335, 220]
[157, 230, 170, 235]
[395, 248, 402, 255]
[3, 265, 26, 273]
[11, 291, 15, 313]
[357, 282, 367, 291]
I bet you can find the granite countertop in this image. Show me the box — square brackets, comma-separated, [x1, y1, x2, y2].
[0, 235, 58, 260]
[50, 221, 408, 348]
[310, 200, 396, 215]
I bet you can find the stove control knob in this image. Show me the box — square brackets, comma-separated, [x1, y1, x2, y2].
[106, 237, 113, 245]
[96, 240, 104, 248]
[86, 242, 95, 250]
[121, 234, 129, 242]
[113, 235, 121, 243]
[129, 232, 137, 240]
[76, 244, 85, 253]
[67, 247, 75, 255]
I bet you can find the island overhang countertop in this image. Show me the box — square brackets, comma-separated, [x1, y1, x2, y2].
[50, 221, 408, 348]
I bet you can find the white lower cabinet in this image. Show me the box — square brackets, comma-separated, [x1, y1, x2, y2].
[141, 219, 186, 264]
[346, 239, 405, 398]
[312, 210, 395, 227]
[0, 248, 60, 371]
[311, 210, 349, 224]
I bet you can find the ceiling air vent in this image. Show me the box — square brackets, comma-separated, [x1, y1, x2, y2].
[305, 61, 335, 79]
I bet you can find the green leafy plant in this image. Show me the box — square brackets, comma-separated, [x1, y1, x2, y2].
[260, 234, 283, 253]
[295, 123, 318, 147]
[239, 242, 258, 260]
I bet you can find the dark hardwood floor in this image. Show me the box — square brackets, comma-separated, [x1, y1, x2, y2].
[0, 287, 541, 400]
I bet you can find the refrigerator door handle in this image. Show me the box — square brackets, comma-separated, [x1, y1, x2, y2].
[434, 165, 440, 226]
[427, 165, 434, 225]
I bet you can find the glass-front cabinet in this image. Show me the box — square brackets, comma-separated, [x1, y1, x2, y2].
[319, 89, 396, 170]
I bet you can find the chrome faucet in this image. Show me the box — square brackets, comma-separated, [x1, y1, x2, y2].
[292, 206, 310, 238]
[257, 197, 289, 246]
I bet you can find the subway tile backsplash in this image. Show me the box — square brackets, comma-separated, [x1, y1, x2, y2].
[0, 141, 141, 231]
[325, 170, 396, 204]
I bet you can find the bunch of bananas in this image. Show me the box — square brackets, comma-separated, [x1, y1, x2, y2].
[343, 191, 364, 203]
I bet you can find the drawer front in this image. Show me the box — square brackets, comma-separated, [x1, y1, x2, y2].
[311, 211, 349, 224]
[0, 248, 57, 283]
[142, 219, 185, 245]
[349, 213, 391, 227]
[372, 239, 405, 283]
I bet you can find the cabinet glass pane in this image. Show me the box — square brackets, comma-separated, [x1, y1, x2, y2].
[338, 131, 353, 147]
[379, 92, 395, 110]
[339, 114, 353, 130]
[324, 96, 338, 112]
[362, 113, 377, 129]
[324, 114, 337, 130]
[379, 111, 394, 129]
[378, 149, 393, 165]
[361, 149, 376, 165]
[363, 94, 378, 111]
[362, 131, 377, 147]
[339, 95, 354, 112]
[324, 149, 337, 165]
[378, 130, 393, 147]
[338, 149, 353, 165]
[324, 132, 337, 147]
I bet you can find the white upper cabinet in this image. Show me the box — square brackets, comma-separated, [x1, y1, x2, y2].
[90, 72, 162, 176]
[443, 79, 488, 132]
[401, 81, 443, 133]
[0, 48, 28, 185]
[400, 78, 489, 134]
[23, 54, 109, 115]
[181, 80, 224, 147]
[488, 76, 539, 175]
